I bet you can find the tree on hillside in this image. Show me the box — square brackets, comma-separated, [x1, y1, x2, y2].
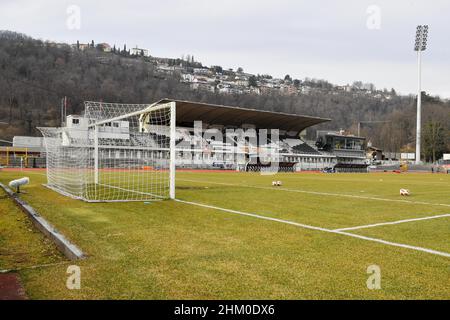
[352, 81, 363, 90]
[248, 75, 257, 87]
[212, 66, 223, 74]
[96, 43, 105, 51]
[1, 29, 448, 151]
[260, 74, 272, 79]
[423, 121, 446, 163]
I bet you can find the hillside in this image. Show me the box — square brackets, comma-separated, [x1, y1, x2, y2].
[0, 31, 448, 159]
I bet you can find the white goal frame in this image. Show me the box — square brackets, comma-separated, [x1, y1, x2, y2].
[39, 101, 176, 202]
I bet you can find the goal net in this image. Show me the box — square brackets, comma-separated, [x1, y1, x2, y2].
[39, 101, 176, 202]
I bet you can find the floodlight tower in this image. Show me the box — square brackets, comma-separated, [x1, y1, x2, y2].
[414, 25, 429, 164]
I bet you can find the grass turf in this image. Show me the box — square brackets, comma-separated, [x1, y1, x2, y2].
[0, 169, 448, 299]
[0, 188, 64, 272]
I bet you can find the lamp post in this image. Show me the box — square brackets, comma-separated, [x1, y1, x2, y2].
[414, 25, 429, 164]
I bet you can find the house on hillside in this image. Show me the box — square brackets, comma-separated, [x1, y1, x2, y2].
[130, 46, 150, 57]
[181, 73, 195, 83]
[260, 85, 276, 95]
[336, 85, 352, 92]
[98, 43, 111, 52]
[190, 78, 215, 92]
[157, 64, 176, 74]
[249, 86, 261, 95]
[71, 43, 90, 51]
[193, 68, 212, 76]
[280, 85, 298, 96]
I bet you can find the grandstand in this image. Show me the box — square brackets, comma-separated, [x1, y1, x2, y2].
[315, 130, 368, 172]
[152, 99, 367, 172]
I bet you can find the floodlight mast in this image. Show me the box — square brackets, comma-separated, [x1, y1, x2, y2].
[414, 25, 428, 164]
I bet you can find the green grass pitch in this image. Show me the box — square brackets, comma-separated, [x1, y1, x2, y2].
[0, 169, 449, 299]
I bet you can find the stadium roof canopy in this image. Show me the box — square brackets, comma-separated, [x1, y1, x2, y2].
[158, 99, 331, 134]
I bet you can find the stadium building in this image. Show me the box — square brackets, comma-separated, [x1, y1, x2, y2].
[41, 99, 368, 173]
[0, 99, 372, 202]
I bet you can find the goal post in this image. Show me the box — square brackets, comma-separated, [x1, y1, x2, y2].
[94, 124, 99, 185]
[88, 101, 176, 202]
[39, 101, 177, 202]
[169, 101, 176, 200]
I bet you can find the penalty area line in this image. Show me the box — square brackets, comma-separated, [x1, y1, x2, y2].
[333, 213, 450, 232]
[175, 198, 450, 259]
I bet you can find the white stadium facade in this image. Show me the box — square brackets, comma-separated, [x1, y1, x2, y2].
[57, 99, 368, 173]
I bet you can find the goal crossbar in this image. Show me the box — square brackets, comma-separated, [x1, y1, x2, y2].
[87, 102, 170, 127]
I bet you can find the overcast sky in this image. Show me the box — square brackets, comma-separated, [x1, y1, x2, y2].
[1, 0, 449, 98]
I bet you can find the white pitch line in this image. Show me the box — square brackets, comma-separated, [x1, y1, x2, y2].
[175, 198, 450, 259]
[178, 178, 450, 208]
[333, 214, 450, 232]
[175, 198, 333, 233]
[333, 231, 450, 258]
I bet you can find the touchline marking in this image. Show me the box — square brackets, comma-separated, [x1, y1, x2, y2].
[175, 198, 450, 259]
[178, 178, 450, 208]
[333, 214, 450, 232]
